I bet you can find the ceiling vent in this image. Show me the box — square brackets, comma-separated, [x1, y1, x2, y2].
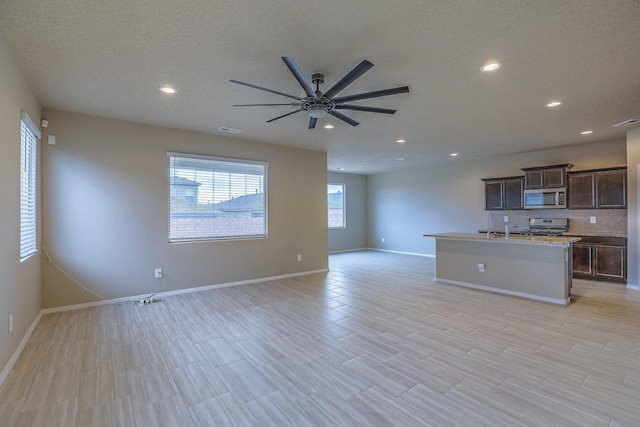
[612, 119, 640, 127]
[218, 127, 241, 133]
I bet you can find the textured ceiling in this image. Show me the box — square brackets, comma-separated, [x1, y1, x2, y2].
[1, 0, 639, 174]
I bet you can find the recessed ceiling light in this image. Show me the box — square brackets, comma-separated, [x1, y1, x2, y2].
[580, 130, 593, 135]
[396, 157, 404, 161]
[450, 152, 458, 157]
[337, 167, 345, 170]
[396, 139, 406, 144]
[324, 124, 334, 129]
[546, 101, 563, 108]
[160, 86, 176, 94]
[481, 62, 501, 72]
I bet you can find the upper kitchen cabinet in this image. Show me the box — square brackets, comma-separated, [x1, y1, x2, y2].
[568, 167, 627, 209]
[482, 176, 524, 210]
[598, 168, 627, 208]
[522, 164, 572, 190]
[567, 172, 596, 209]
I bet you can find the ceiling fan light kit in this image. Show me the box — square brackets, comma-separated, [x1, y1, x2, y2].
[231, 57, 409, 129]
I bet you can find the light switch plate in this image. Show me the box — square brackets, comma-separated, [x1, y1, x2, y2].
[477, 263, 485, 272]
[503, 216, 509, 223]
[590, 216, 596, 224]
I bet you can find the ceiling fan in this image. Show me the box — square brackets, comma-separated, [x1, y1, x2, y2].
[230, 57, 409, 129]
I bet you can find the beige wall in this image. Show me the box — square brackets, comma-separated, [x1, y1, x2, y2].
[41, 109, 328, 308]
[0, 34, 42, 372]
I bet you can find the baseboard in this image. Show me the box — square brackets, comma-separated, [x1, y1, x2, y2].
[328, 247, 369, 254]
[627, 284, 640, 291]
[40, 268, 330, 315]
[368, 248, 435, 258]
[0, 310, 43, 388]
[434, 277, 570, 306]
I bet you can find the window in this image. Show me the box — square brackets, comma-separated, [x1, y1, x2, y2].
[20, 113, 40, 260]
[168, 152, 267, 242]
[328, 183, 345, 228]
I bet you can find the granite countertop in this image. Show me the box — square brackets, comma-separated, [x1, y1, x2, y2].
[478, 228, 532, 235]
[424, 232, 581, 246]
[478, 229, 627, 238]
[563, 232, 627, 238]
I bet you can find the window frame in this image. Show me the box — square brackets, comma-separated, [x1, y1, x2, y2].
[167, 152, 268, 243]
[20, 112, 41, 261]
[328, 182, 346, 229]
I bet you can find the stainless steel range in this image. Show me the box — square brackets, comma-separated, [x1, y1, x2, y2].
[525, 218, 569, 236]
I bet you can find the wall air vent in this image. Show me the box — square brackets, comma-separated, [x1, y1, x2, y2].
[612, 119, 640, 127]
[218, 127, 241, 133]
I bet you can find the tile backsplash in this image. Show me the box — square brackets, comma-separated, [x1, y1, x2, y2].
[487, 209, 627, 234]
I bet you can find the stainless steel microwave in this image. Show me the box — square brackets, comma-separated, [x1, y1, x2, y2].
[523, 188, 566, 209]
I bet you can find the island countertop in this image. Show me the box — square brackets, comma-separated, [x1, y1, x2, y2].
[424, 232, 581, 247]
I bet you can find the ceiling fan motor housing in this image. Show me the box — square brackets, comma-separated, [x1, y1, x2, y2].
[301, 96, 334, 118]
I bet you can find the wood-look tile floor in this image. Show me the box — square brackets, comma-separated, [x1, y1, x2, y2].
[1, 250, 640, 426]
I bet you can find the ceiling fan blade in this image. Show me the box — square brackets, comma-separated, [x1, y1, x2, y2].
[266, 109, 303, 123]
[328, 110, 359, 127]
[308, 117, 317, 129]
[281, 57, 315, 97]
[233, 103, 300, 107]
[333, 86, 410, 103]
[335, 104, 397, 114]
[230, 79, 301, 100]
[323, 60, 374, 99]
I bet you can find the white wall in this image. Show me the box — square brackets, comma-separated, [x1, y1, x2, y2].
[368, 139, 627, 257]
[328, 172, 367, 252]
[0, 34, 41, 372]
[627, 127, 640, 287]
[41, 109, 328, 308]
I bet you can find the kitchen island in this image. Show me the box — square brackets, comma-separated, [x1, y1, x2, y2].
[424, 233, 581, 305]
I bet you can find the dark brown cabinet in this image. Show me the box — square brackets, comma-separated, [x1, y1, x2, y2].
[572, 236, 627, 283]
[597, 168, 626, 208]
[522, 164, 571, 190]
[568, 167, 626, 209]
[482, 176, 523, 210]
[572, 243, 593, 276]
[567, 172, 596, 209]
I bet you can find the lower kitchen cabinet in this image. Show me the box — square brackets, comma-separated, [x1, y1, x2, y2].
[572, 236, 626, 283]
[572, 244, 593, 276]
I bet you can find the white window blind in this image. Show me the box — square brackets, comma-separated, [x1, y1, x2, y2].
[328, 183, 345, 228]
[20, 113, 40, 260]
[168, 152, 268, 242]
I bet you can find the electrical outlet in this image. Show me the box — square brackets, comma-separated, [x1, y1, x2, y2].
[8, 315, 13, 333]
[503, 216, 509, 223]
[381, 237, 385, 243]
[297, 254, 302, 261]
[477, 263, 485, 272]
[154, 268, 162, 278]
[590, 216, 596, 224]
